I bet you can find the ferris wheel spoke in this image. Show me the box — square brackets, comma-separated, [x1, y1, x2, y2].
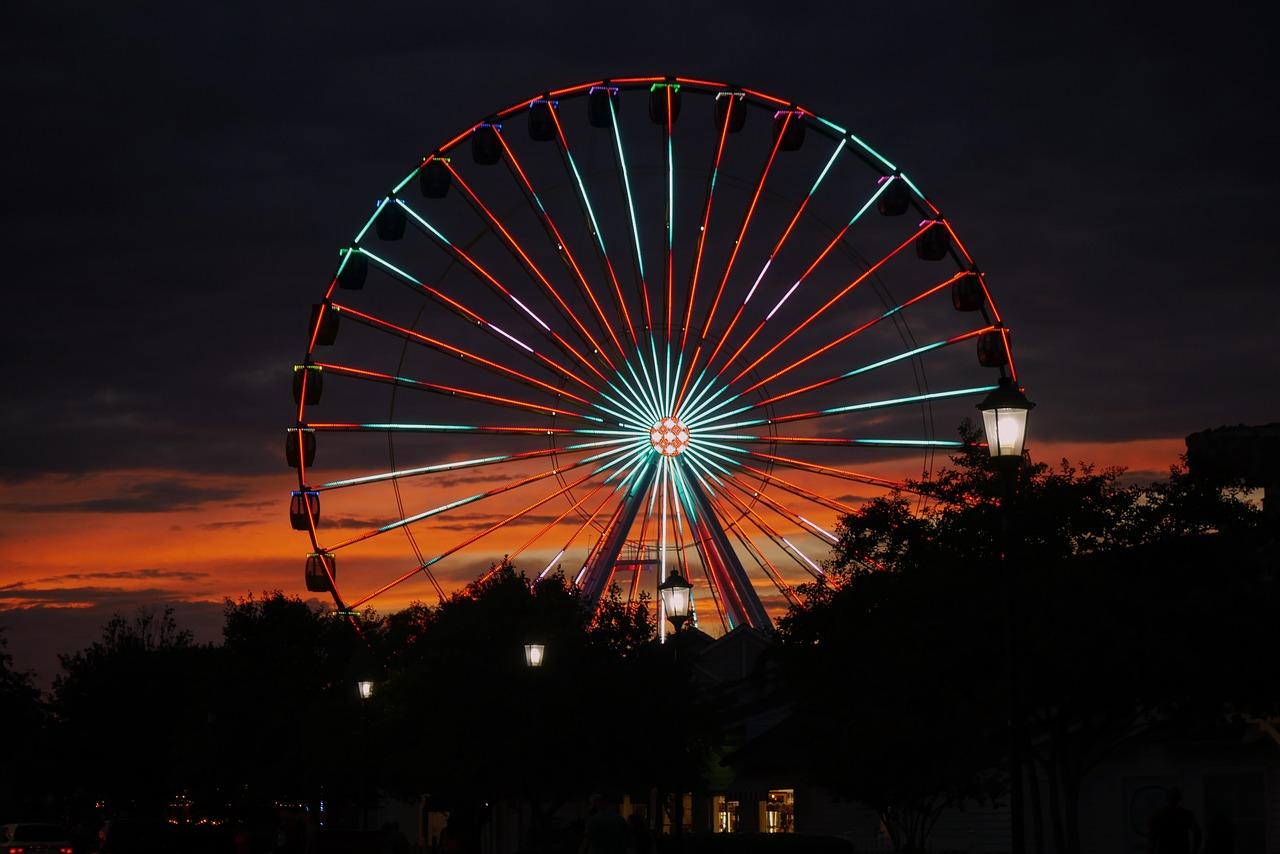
[672, 472, 729, 633]
[695, 384, 998, 432]
[698, 434, 965, 450]
[331, 302, 594, 404]
[441, 156, 618, 372]
[729, 460, 856, 515]
[311, 361, 601, 424]
[720, 507, 802, 609]
[707, 462, 840, 548]
[680, 92, 737, 353]
[310, 438, 636, 492]
[728, 272, 970, 404]
[673, 111, 793, 415]
[350, 247, 601, 390]
[305, 422, 628, 437]
[685, 465, 801, 606]
[325, 439, 648, 555]
[716, 176, 896, 380]
[675, 454, 773, 626]
[350, 459, 632, 609]
[728, 210, 931, 387]
[535, 474, 630, 582]
[493, 131, 629, 363]
[604, 89, 654, 333]
[744, 325, 994, 409]
[683, 449, 824, 581]
[705, 118, 840, 371]
[547, 101, 638, 347]
[394, 199, 606, 387]
[744, 450, 905, 491]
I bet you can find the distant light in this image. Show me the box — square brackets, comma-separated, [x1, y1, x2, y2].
[524, 643, 546, 668]
[357, 680, 373, 700]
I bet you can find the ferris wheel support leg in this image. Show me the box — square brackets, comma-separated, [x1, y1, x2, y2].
[579, 459, 658, 609]
[683, 476, 771, 631]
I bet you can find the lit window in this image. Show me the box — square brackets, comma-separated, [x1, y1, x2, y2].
[765, 789, 795, 834]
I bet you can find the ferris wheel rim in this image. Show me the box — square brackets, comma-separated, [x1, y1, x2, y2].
[289, 73, 1020, 626]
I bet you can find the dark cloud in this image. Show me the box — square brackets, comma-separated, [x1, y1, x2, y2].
[2, 479, 245, 513]
[31, 568, 210, 583]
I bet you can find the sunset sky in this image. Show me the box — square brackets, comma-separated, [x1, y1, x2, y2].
[3, 4, 1276, 684]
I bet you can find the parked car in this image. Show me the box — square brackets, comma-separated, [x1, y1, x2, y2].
[0, 822, 75, 854]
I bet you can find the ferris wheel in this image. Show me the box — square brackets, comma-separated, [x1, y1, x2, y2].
[287, 75, 1019, 636]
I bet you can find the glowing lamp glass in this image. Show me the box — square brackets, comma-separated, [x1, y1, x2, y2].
[658, 569, 694, 630]
[650, 416, 691, 457]
[357, 680, 374, 700]
[524, 643, 545, 668]
[977, 379, 1034, 459]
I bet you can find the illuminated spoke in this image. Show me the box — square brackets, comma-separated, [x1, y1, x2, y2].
[312, 438, 636, 492]
[728, 208, 930, 387]
[396, 199, 605, 387]
[694, 385, 998, 432]
[313, 362, 600, 423]
[606, 91, 653, 331]
[706, 127, 843, 371]
[673, 111, 791, 414]
[680, 92, 736, 351]
[547, 102, 637, 346]
[716, 176, 895, 379]
[332, 302, 592, 404]
[443, 157, 617, 370]
[328, 440, 648, 554]
[683, 449, 823, 580]
[350, 453, 644, 609]
[353, 248, 600, 391]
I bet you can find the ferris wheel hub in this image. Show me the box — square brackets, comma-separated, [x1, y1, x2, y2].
[650, 416, 691, 457]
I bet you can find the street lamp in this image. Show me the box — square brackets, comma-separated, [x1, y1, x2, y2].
[524, 642, 546, 668]
[658, 569, 693, 633]
[357, 680, 374, 700]
[977, 377, 1034, 460]
[977, 375, 1034, 854]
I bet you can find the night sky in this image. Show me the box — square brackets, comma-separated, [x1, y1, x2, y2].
[3, 3, 1277, 683]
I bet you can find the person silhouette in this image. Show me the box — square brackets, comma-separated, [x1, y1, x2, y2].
[1148, 788, 1202, 854]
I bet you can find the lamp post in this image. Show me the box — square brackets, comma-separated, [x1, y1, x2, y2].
[657, 569, 694, 841]
[356, 679, 373, 829]
[977, 377, 1034, 854]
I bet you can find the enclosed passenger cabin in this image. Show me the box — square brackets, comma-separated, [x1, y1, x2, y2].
[289, 491, 320, 531]
[309, 304, 339, 346]
[472, 124, 502, 164]
[285, 428, 316, 469]
[772, 110, 805, 151]
[876, 178, 910, 216]
[337, 250, 367, 290]
[714, 93, 746, 133]
[648, 84, 681, 125]
[952, 271, 985, 311]
[305, 553, 336, 593]
[292, 365, 323, 406]
[915, 221, 950, 260]
[419, 158, 451, 198]
[977, 328, 1011, 367]
[374, 198, 406, 241]
[587, 86, 617, 128]
[528, 100, 556, 141]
